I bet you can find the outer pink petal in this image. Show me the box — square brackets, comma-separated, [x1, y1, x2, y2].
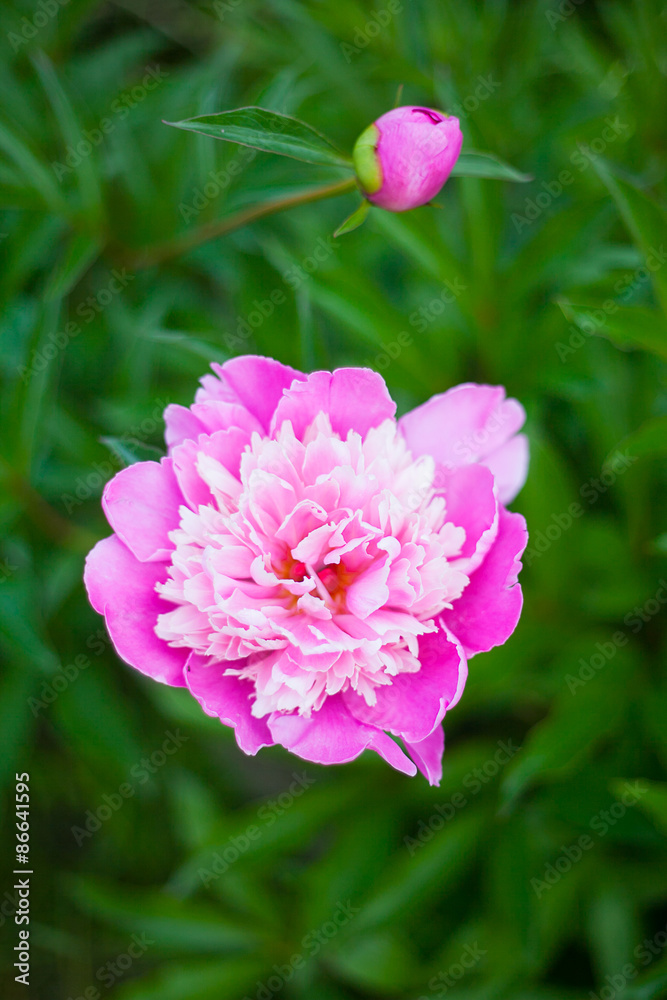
[171, 428, 250, 510]
[164, 404, 208, 451]
[405, 726, 445, 786]
[199, 356, 305, 432]
[482, 433, 529, 504]
[102, 458, 182, 562]
[268, 695, 417, 776]
[442, 506, 527, 656]
[399, 383, 527, 500]
[270, 369, 396, 440]
[438, 463, 498, 574]
[343, 626, 467, 744]
[185, 653, 273, 755]
[84, 535, 187, 686]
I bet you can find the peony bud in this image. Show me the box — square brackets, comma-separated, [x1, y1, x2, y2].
[352, 105, 463, 212]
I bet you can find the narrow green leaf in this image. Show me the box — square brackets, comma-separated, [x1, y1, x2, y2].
[500, 642, 636, 808]
[165, 107, 353, 168]
[620, 779, 667, 836]
[0, 121, 69, 215]
[101, 436, 164, 466]
[353, 811, 485, 933]
[111, 958, 271, 1000]
[69, 878, 260, 953]
[32, 51, 104, 223]
[606, 416, 667, 466]
[334, 198, 370, 237]
[44, 231, 102, 301]
[593, 160, 667, 315]
[558, 301, 667, 360]
[451, 150, 532, 182]
[622, 974, 667, 1000]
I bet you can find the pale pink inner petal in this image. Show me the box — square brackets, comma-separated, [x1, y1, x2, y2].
[154, 413, 470, 720]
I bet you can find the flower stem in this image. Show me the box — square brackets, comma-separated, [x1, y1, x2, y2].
[123, 175, 358, 270]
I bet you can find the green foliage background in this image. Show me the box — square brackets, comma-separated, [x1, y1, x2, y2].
[1, 0, 667, 997]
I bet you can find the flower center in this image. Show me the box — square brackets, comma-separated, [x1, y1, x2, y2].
[155, 415, 469, 717]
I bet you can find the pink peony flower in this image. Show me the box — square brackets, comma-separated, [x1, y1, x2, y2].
[353, 106, 463, 212]
[85, 357, 528, 784]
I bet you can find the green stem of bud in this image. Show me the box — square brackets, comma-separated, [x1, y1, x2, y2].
[120, 176, 358, 270]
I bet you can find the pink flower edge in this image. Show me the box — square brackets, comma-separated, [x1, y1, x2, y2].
[84, 356, 528, 784]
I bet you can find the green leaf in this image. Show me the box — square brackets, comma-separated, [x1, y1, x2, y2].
[165, 107, 352, 168]
[100, 436, 164, 465]
[623, 975, 667, 1000]
[352, 810, 485, 934]
[334, 198, 370, 237]
[621, 779, 667, 836]
[451, 150, 532, 183]
[0, 120, 69, 216]
[606, 416, 667, 466]
[69, 878, 260, 953]
[32, 50, 103, 224]
[593, 160, 667, 316]
[139, 329, 228, 364]
[44, 231, 102, 301]
[500, 641, 637, 808]
[558, 301, 667, 360]
[111, 958, 270, 1000]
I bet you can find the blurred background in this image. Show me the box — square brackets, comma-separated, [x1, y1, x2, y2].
[1, 0, 667, 998]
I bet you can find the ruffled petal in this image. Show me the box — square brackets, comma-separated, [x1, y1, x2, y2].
[199, 355, 305, 432]
[185, 653, 273, 755]
[84, 535, 187, 686]
[405, 726, 445, 786]
[171, 428, 250, 510]
[399, 383, 527, 501]
[268, 695, 416, 776]
[438, 463, 498, 575]
[442, 506, 527, 656]
[102, 458, 181, 562]
[343, 626, 466, 744]
[270, 368, 396, 440]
